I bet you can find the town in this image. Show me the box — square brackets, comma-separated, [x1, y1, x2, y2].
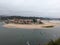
[0, 16, 60, 24]
[0, 16, 45, 24]
[4, 17, 43, 24]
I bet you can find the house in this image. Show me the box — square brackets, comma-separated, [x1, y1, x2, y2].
[4, 18, 43, 24]
[37, 19, 43, 24]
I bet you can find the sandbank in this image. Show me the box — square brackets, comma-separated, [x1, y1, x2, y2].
[3, 22, 59, 29]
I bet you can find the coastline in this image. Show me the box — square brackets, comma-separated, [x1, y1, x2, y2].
[3, 22, 59, 29]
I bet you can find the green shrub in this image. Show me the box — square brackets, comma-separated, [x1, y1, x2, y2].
[47, 38, 60, 45]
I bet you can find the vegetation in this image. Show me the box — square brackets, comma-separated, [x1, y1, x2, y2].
[32, 19, 37, 23]
[0, 16, 52, 21]
[42, 26, 54, 28]
[47, 38, 60, 45]
[0, 16, 60, 21]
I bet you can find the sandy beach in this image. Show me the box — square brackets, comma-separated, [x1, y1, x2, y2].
[3, 21, 60, 29]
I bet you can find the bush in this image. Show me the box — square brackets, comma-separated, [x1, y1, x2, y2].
[47, 38, 60, 45]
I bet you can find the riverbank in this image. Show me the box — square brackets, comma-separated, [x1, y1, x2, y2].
[3, 21, 59, 29]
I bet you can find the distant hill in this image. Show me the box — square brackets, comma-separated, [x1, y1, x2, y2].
[0, 15, 60, 20]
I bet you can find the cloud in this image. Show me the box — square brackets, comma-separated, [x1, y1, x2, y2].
[0, 0, 60, 18]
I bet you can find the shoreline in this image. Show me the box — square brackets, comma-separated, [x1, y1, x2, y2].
[3, 22, 59, 29]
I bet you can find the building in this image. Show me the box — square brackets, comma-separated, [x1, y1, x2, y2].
[5, 18, 43, 24]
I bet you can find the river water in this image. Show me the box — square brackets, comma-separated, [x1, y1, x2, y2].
[0, 22, 60, 45]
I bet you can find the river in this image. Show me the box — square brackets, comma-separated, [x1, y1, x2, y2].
[0, 22, 60, 45]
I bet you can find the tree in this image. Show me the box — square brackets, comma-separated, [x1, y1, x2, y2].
[32, 19, 37, 24]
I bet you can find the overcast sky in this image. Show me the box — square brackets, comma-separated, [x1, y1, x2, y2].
[0, 0, 60, 18]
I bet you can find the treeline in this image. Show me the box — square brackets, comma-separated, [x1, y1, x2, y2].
[0, 16, 52, 20]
